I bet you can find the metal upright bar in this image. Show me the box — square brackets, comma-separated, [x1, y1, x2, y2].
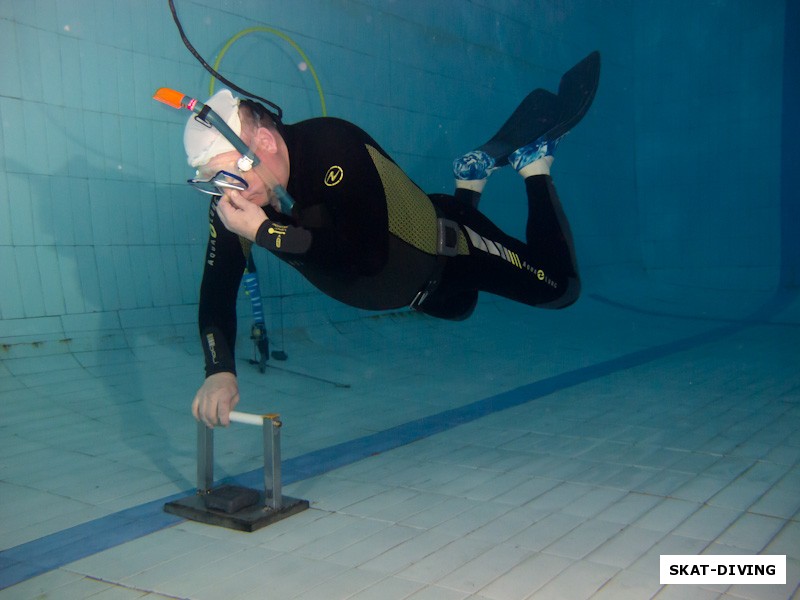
[197, 421, 214, 493]
[263, 415, 282, 510]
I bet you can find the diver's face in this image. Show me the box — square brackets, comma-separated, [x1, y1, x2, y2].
[199, 151, 273, 208]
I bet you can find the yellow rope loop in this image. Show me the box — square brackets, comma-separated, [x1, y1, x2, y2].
[209, 26, 327, 117]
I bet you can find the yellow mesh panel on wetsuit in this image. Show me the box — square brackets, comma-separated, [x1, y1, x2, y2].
[366, 145, 469, 256]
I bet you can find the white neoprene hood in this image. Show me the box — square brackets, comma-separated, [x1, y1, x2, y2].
[183, 89, 242, 168]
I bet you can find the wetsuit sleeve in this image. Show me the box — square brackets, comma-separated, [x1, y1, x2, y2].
[253, 217, 344, 269]
[254, 218, 312, 255]
[198, 197, 246, 377]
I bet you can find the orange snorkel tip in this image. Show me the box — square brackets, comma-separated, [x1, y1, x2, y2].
[153, 87, 192, 110]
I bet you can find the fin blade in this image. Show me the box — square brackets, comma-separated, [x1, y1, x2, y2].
[555, 51, 600, 127]
[472, 51, 601, 166]
[477, 88, 560, 165]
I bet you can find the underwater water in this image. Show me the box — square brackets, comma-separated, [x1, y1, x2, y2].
[1, 0, 797, 598]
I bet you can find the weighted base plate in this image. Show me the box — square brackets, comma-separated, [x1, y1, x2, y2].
[164, 490, 309, 532]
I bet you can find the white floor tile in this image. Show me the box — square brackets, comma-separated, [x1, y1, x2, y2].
[507, 511, 586, 552]
[347, 575, 425, 600]
[291, 567, 385, 600]
[399, 537, 496, 585]
[529, 559, 620, 600]
[633, 497, 701, 533]
[714, 513, 787, 552]
[588, 567, 664, 600]
[324, 523, 421, 569]
[544, 519, 625, 560]
[587, 526, 665, 569]
[476, 552, 574, 600]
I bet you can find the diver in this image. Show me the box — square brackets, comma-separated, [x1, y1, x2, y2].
[176, 52, 600, 427]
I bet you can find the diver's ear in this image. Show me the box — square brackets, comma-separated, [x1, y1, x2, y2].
[254, 127, 278, 154]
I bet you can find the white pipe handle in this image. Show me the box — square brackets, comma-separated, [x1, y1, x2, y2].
[228, 411, 267, 426]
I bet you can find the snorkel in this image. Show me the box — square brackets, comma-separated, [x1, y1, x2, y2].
[153, 87, 295, 213]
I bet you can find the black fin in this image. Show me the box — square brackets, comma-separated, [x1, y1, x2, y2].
[474, 51, 601, 166]
[477, 88, 560, 166]
[548, 50, 601, 142]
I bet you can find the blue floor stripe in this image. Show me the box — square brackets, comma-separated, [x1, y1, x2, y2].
[0, 314, 763, 591]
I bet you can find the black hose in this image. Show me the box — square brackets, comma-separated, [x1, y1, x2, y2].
[167, 0, 284, 122]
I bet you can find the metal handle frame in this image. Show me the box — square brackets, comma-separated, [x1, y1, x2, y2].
[197, 411, 283, 510]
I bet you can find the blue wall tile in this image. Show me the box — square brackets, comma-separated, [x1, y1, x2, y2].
[60, 108, 89, 179]
[0, 247, 25, 319]
[35, 245, 67, 316]
[110, 246, 136, 310]
[0, 171, 11, 246]
[0, 18, 22, 99]
[38, 29, 65, 108]
[6, 174, 35, 246]
[53, 245, 83, 314]
[1, 98, 28, 172]
[15, 24, 44, 103]
[92, 250, 119, 312]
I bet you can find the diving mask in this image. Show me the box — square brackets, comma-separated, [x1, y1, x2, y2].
[188, 170, 248, 196]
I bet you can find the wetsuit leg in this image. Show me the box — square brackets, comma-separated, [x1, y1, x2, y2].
[416, 281, 479, 320]
[426, 174, 580, 314]
[454, 187, 482, 208]
[522, 174, 580, 307]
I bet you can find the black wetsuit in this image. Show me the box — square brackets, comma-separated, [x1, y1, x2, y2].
[199, 117, 579, 376]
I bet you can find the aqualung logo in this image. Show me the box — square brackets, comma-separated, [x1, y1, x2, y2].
[324, 165, 344, 186]
[205, 333, 218, 365]
[207, 201, 219, 266]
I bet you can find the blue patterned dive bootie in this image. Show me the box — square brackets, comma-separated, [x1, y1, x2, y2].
[453, 150, 497, 181]
[508, 135, 562, 172]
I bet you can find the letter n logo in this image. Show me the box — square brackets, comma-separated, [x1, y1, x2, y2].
[324, 165, 344, 187]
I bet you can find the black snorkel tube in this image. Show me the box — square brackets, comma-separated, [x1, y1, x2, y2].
[167, 0, 284, 123]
